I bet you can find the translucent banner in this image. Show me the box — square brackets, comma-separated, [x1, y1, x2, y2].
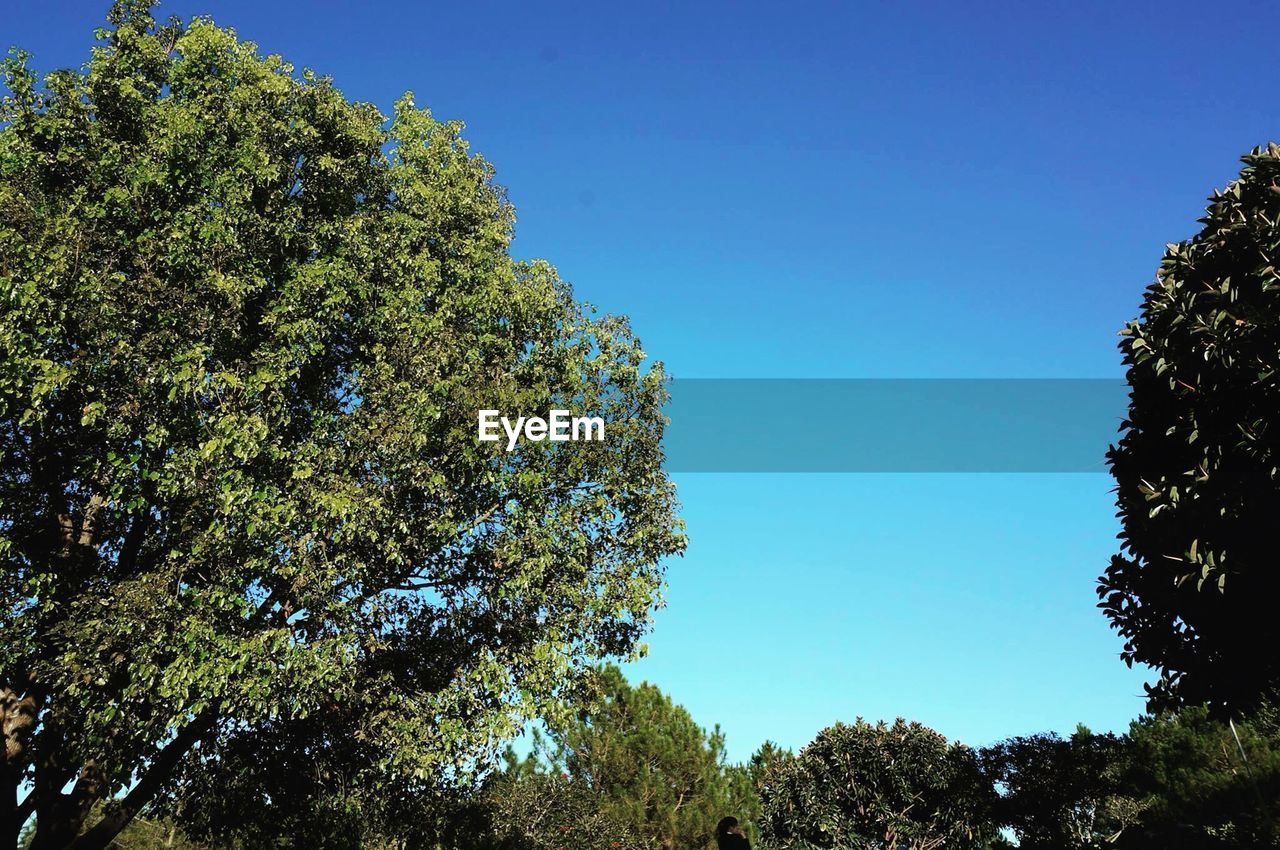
[662, 379, 1126, 472]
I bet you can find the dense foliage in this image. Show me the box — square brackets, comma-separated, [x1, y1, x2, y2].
[1119, 707, 1280, 848]
[0, 4, 683, 848]
[1100, 144, 1280, 713]
[979, 727, 1136, 849]
[14, 663, 1280, 850]
[745, 741, 792, 811]
[758, 718, 997, 850]
[979, 711, 1280, 850]
[531, 665, 757, 850]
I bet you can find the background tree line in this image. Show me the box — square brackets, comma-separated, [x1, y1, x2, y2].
[18, 664, 1280, 849]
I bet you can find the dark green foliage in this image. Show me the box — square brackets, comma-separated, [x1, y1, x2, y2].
[0, 3, 683, 848]
[435, 668, 758, 850]
[1117, 707, 1280, 848]
[979, 726, 1137, 849]
[747, 741, 793, 793]
[92, 816, 209, 850]
[759, 718, 998, 850]
[1100, 144, 1280, 713]
[20, 813, 211, 850]
[152, 716, 467, 850]
[745, 740, 792, 842]
[536, 666, 757, 850]
[981, 710, 1280, 849]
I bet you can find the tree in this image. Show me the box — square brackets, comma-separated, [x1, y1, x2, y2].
[0, 4, 684, 849]
[979, 726, 1138, 849]
[744, 739, 792, 844]
[1118, 707, 1280, 848]
[979, 711, 1280, 850]
[537, 665, 756, 850]
[759, 718, 997, 850]
[1099, 144, 1280, 713]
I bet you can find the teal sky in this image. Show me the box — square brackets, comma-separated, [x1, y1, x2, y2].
[9, 0, 1279, 760]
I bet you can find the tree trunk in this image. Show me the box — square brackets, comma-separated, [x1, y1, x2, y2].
[28, 796, 84, 850]
[3, 683, 41, 850]
[2, 767, 21, 850]
[29, 762, 103, 850]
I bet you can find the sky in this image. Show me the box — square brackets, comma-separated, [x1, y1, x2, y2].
[6, 0, 1280, 761]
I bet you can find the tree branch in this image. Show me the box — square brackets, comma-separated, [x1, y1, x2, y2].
[65, 709, 218, 850]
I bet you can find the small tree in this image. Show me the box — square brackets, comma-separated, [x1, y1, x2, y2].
[540, 666, 755, 850]
[1099, 144, 1280, 713]
[0, 4, 683, 848]
[759, 718, 997, 850]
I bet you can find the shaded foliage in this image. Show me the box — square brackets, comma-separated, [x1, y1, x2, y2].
[1100, 144, 1280, 713]
[979, 727, 1137, 849]
[1117, 706, 1280, 848]
[981, 709, 1280, 849]
[470, 768, 659, 850]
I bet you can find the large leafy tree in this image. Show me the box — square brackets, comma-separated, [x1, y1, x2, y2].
[759, 718, 997, 850]
[0, 4, 684, 849]
[1099, 144, 1280, 713]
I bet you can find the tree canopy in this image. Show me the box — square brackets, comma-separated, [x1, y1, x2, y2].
[0, 4, 683, 848]
[979, 711, 1280, 850]
[979, 726, 1135, 850]
[535, 665, 756, 850]
[759, 718, 997, 850]
[1100, 144, 1280, 713]
[1120, 706, 1280, 848]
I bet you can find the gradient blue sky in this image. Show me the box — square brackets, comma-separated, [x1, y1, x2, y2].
[8, 0, 1279, 761]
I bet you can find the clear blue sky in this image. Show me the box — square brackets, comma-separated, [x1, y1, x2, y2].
[9, 0, 1279, 761]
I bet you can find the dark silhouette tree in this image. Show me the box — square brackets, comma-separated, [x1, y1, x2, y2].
[1099, 144, 1280, 713]
[979, 726, 1137, 849]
